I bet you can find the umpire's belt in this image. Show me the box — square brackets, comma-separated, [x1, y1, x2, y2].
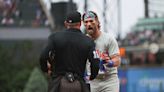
[52, 72, 82, 81]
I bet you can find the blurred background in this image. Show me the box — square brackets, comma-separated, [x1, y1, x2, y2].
[0, 0, 164, 92]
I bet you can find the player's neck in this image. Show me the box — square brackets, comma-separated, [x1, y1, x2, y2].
[92, 30, 101, 40]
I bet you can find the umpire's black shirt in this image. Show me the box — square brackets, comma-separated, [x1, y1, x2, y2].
[40, 28, 99, 80]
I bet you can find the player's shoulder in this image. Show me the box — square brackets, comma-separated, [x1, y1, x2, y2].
[102, 32, 115, 40]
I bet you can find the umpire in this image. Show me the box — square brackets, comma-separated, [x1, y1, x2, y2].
[39, 11, 100, 92]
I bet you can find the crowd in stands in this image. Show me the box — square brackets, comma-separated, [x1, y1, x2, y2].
[126, 52, 160, 66]
[0, 0, 16, 25]
[0, 0, 47, 27]
[119, 30, 164, 46]
[119, 30, 164, 67]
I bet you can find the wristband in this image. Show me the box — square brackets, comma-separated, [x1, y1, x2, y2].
[108, 60, 114, 67]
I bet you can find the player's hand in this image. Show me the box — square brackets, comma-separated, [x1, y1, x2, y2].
[85, 75, 90, 81]
[101, 52, 110, 62]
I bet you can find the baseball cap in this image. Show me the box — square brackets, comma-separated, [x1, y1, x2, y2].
[65, 11, 81, 23]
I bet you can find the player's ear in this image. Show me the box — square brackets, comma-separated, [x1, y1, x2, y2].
[96, 20, 100, 28]
[98, 21, 100, 25]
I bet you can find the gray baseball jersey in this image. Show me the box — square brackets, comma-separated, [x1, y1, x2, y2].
[95, 32, 120, 75]
[87, 32, 120, 92]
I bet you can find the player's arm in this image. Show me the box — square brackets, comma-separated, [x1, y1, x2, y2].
[104, 53, 121, 67]
[110, 54, 121, 67]
[104, 36, 121, 67]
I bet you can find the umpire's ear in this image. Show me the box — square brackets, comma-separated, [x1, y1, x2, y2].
[64, 21, 68, 28]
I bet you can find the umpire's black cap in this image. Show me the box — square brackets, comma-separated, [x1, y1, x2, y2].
[65, 11, 81, 23]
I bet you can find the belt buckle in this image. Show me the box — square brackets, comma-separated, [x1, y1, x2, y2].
[65, 72, 75, 83]
[97, 74, 106, 79]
